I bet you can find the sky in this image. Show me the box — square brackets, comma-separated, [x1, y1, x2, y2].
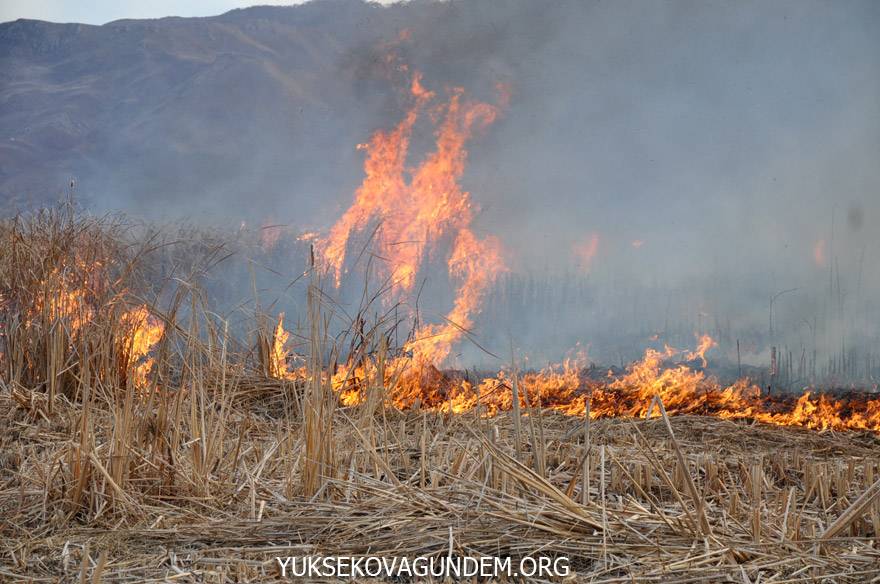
[0, 1, 312, 24]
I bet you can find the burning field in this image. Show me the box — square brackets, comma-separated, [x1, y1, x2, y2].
[2, 214, 880, 583]
[2, 60, 880, 581]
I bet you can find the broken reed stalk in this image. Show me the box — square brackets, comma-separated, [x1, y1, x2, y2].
[651, 395, 713, 536]
[820, 476, 880, 541]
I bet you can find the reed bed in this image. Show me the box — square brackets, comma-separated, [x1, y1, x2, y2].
[1, 207, 879, 582]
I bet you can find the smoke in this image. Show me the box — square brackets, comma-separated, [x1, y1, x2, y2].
[389, 0, 880, 369]
[346, 0, 880, 371]
[5, 0, 880, 374]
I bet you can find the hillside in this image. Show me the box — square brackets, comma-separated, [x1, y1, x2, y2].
[0, 0, 550, 220]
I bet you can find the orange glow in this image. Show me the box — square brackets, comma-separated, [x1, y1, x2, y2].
[686, 333, 716, 368]
[317, 71, 506, 365]
[572, 233, 600, 272]
[32, 268, 163, 389]
[631, 239, 644, 249]
[314, 333, 880, 432]
[304, 67, 880, 433]
[35, 269, 94, 333]
[297, 231, 319, 243]
[813, 238, 826, 267]
[271, 313, 290, 378]
[119, 306, 164, 388]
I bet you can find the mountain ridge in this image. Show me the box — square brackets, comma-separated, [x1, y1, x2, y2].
[0, 0, 449, 217]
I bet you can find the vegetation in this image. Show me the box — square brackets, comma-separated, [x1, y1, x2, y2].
[1, 206, 879, 582]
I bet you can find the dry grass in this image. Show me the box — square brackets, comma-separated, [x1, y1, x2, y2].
[1, 207, 879, 582]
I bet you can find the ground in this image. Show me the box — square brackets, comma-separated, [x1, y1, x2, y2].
[3, 384, 879, 582]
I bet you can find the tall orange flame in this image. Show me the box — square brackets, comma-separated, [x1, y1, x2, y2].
[269, 312, 291, 379]
[317, 72, 506, 364]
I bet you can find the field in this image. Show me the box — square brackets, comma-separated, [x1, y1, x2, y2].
[2, 207, 880, 582]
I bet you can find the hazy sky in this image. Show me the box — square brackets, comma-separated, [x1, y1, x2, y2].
[0, 1, 313, 25]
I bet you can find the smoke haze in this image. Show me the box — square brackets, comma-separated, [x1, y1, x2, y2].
[2, 0, 879, 372]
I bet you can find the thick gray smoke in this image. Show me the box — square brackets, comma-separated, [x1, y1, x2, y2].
[2, 0, 879, 380]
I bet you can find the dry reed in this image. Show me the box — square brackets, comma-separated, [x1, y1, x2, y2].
[1, 207, 879, 582]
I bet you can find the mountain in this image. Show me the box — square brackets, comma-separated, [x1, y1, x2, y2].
[0, 0, 553, 221]
[1, 0, 876, 264]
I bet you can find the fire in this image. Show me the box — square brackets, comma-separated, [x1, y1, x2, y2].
[316, 333, 880, 432]
[35, 269, 94, 333]
[686, 333, 716, 368]
[29, 268, 164, 389]
[269, 312, 292, 379]
[554, 338, 880, 431]
[317, 71, 506, 365]
[300, 65, 880, 433]
[405, 228, 504, 363]
[119, 306, 164, 388]
[813, 238, 826, 267]
[597, 341, 712, 418]
[572, 232, 600, 272]
[297, 231, 319, 243]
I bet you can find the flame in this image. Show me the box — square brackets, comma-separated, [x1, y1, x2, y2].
[686, 333, 716, 368]
[405, 229, 504, 363]
[317, 71, 506, 365]
[313, 333, 880, 432]
[572, 232, 600, 272]
[34, 269, 94, 333]
[631, 239, 645, 249]
[269, 312, 292, 379]
[30, 268, 163, 389]
[303, 65, 880, 433]
[297, 231, 319, 243]
[813, 238, 826, 267]
[119, 306, 164, 388]
[545, 338, 880, 431]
